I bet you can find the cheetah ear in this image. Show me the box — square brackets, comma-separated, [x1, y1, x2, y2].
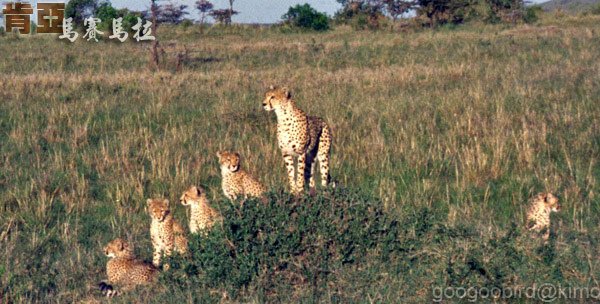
[120, 240, 128, 251]
[164, 199, 170, 206]
[269, 85, 275, 90]
[146, 198, 153, 206]
[191, 186, 201, 197]
[216, 151, 222, 159]
[282, 87, 291, 99]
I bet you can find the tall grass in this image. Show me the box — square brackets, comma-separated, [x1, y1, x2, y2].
[0, 15, 599, 302]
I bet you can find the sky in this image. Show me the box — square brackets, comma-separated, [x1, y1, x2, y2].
[2, 0, 549, 24]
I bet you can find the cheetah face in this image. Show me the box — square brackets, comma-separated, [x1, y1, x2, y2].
[180, 186, 205, 206]
[546, 193, 560, 212]
[217, 151, 241, 173]
[263, 86, 291, 111]
[104, 238, 131, 258]
[146, 199, 171, 222]
[539, 192, 560, 212]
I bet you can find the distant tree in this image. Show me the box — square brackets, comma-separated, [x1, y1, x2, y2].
[414, 0, 475, 26]
[157, 2, 189, 24]
[96, 1, 118, 29]
[117, 8, 144, 30]
[283, 4, 330, 31]
[382, 0, 414, 20]
[195, 0, 214, 29]
[523, 4, 542, 23]
[210, 8, 238, 24]
[485, 0, 523, 23]
[149, 0, 161, 69]
[228, 0, 235, 24]
[334, 0, 387, 29]
[65, 0, 99, 24]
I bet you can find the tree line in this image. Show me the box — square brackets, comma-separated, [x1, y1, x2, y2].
[63, 0, 542, 32]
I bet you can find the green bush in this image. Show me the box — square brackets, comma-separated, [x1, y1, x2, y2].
[524, 5, 542, 23]
[155, 189, 595, 302]
[96, 1, 119, 30]
[161, 190, 406, 300]
[282, 4, 330, 31]
[591, 3, 600, 14]
[65, 0, 98, 24]
[180, 19, 194, 29]
[122, 13, 140, 31]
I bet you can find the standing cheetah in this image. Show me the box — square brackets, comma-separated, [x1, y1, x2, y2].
[147, 198, 188, 267]
[526, 192, 560, 240]
[180, 186, 221, 234]
[217, 151, 266, 201]
[262, 86, 332, 194]
[100, 238, 157, 297]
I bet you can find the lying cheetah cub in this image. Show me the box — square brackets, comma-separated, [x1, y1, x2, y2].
[147, 198, 188, 267]
[263, 86, 332, 194]
[217, 151, 266, 201]
[526, 192, 560, 240]
[180, 186, 221, 234]
[100, 238, 157, 297]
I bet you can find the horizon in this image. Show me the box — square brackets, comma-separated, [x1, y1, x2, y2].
[1, 0, 549, 25]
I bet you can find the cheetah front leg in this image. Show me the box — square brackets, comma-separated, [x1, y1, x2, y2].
[283, 154, 297, 193]
[152, 249, 162, 267]
[296, 153, 307, 194]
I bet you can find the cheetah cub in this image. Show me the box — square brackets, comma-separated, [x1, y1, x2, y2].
[180, 186, 221, 234]
[217, 151, 266, 201]
[263, 86, 332, 194]
[100, 238, 157, 297]
[146, 198, 188, 267]
[526, 192, 560, 240]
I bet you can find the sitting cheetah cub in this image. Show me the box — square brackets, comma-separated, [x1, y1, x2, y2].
[180, 186, 221, 234]
[147, 198, 188, 267]
[217, 151, 266, 201]
[100, 238, 157, 297]
[526, 192, 560, 240]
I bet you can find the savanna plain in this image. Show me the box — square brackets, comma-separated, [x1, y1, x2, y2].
[0, 15, 599, 303]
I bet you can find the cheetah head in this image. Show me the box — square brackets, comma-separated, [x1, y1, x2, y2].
[263, 85, 291, 111]
[537, 192, 560, 212]
[180, 186, 206, 206]
[146, 198, 171, 222]
[217, 151, 241, 173]
[104, 238, 133, 258]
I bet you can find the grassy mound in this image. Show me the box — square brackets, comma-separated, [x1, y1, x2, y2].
[152, 190, 594, 303]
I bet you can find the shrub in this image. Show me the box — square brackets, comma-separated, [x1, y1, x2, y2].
[154, 187, 594, 302]
[96, 1, 119, 30]
[180, 19, 194, 29]
[122, 13, 141, 31]
[282, 4, 330, 31]
[591, 3, 600, 14]
[65, 0, 98, 24]
[524, 5, 542, 23]
[161, 190, 407, 300]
